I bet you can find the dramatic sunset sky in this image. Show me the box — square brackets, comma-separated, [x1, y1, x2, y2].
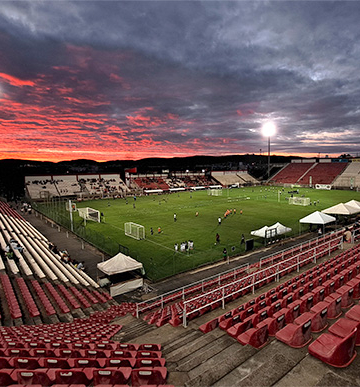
[0, 1, 360, 162]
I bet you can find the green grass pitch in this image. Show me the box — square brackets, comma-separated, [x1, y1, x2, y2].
[62, 186, 360, 281]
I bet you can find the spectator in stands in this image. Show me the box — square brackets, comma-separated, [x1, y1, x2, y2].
[318, 227, 322, 236]
[77, 261, 85, 270]
[344, 228, 352, 242]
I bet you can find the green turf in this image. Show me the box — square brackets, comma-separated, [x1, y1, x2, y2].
[37, 186, 360, 281]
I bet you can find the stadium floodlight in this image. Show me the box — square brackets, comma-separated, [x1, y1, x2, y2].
[261, 121, 276, 180]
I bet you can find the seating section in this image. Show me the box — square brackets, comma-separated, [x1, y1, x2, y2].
[211, 171, 259, 186]
[297, 162, 348, 185]
[333, 161, 360, 189]
[272, 161, 348, 186]
[197, 242, 360, 364]
[25, 174, 129, 200]
[142, 230, 344, 328]
[272, 163, 315, 184]
[0, 321, 168, 386]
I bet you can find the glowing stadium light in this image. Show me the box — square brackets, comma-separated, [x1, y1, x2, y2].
[261, 121, 276, 138]
[261, 122, 277, 180]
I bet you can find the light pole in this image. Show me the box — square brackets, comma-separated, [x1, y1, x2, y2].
[261, 122, 276, 180]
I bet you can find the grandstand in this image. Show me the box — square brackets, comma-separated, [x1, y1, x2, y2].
[26, 174, 129, 200]
[271, 161, 315, 184]
[272, 159, 348, 187]
[211, 170, 259, 186]
[333, 161, 360, 189]
[2, 197, 360, 385]
[131, 172, 218, 192]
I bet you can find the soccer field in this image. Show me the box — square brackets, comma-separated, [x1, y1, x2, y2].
[37, 186, 360, 281]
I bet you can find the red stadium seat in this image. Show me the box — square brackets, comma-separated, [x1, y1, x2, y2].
[199, 318, 218, 333]
[15, 370, 53, 386]
[275, 317, 312, 348]
[345, 304, 360, 321]
[12, 357, 41, 369]
[336, 284, 354, 309]
[308, 330, 357, 367]
[226, 316, 253, 338]
[47, 369, 92, 385]
[131, 367, 167, 386]
[329, 318, 360, 346]
[92, 367, 132, 385]
[308, 302, 328, 332]
[323, 294, 342, 319]
[237, 324, 269, 348]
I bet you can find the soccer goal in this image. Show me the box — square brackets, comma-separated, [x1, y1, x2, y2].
[208, 189, 223, 196]
[125, 222, 145, 240]
[78, 207, 101, 222]
[289, 197, 310, 206]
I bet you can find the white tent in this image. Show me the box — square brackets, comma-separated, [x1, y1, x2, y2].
[322, 202, 359, 215]
[345, 200, 360, 210]
[97, 252, 144, 297]
[97, 252, 143, 275]
[251, 222, 292, 238]
[299, 211, 336, 225]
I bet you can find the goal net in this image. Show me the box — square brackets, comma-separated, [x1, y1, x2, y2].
[78, 207, 101, 222]
[208, 189, 223, 196]
[289, 197, 310, 206]
[125, 222, 145, 240]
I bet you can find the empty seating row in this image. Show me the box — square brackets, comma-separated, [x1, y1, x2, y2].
[308, 304, 360, 367]
[0, 366, 167, 386]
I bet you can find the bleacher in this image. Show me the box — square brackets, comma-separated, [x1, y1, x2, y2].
[271, 162, 315, 184]
[0, 199, 172, 385]
[333, 162, 360, 189]
[297, 162, 348, 186]
[136, 230, 344, 328]
[26, 174, 128, 200]
[212, 171, 259, 186]
[197, 242, 360, 368]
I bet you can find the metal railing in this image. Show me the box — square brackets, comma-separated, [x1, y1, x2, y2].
[182, 235, 343, 327]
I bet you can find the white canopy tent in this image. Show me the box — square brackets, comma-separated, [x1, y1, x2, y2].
[251, 222, 292, 239]
[299, 211, 336, 235]
[322, 203, 360, 215]
[97, 252, 144, 296]
[345, 200, 360, 211]
[299, 211, 336, 225]
[97, 252, 144, 275]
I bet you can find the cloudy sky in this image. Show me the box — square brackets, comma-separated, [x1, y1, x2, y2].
[0, 1, 360, 162]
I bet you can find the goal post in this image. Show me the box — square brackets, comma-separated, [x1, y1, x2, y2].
[125, 222, 145, 240]
[208, 188, 223, 196]
[78, 207, 101, 222]
[289, 197, 310, 206]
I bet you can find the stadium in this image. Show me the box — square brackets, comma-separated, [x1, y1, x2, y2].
[2, 2, 360, 386]
[0, 156, 360, 386]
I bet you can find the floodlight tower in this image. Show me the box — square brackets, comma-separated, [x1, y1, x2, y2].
[261, 122, 276, 180]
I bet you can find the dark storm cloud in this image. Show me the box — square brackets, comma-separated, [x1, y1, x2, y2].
[1, 1, 360, 160]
